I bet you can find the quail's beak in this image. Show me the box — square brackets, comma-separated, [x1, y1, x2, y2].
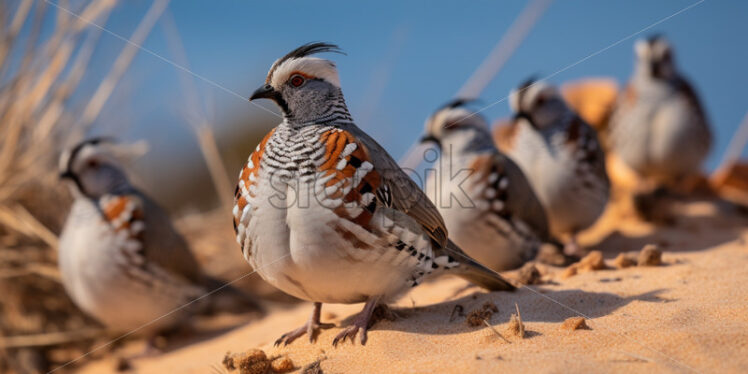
[59, 170, 74, 180]
[513, 111, 529, 121]
[249, 84, 276, 101]
[420, 134, 441, 149]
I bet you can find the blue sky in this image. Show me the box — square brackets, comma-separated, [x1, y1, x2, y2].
[71, 0, 748, 176]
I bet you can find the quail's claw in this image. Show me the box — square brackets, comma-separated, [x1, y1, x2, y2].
[274, 320, 334, 346]
[275, 303, 333, 346]
[332, 299, 381, 347]
[332, 324, 367, 347]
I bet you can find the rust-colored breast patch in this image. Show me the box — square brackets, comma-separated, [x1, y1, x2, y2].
[317, 129, 382, 230]
[234, 128, 275, 230]
[99, 194, 146, 249]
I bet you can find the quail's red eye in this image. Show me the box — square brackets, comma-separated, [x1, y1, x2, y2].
[87, 159, 99, 168]
[290, 75, 305, 87]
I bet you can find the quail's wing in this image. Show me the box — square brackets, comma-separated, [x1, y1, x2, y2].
[98, 192, 203, 284]
[673, 77, 712, 148]
[565, 116, 609, 182]
[311, 127, 513, 290]
[344, 126, 448, 248]
[469, 152, 551, 242]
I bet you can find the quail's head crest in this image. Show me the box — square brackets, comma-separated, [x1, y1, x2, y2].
[438, 98, 478, 111]
[647, 33, 665, 44]
[279, 42, 345, 63]
[518, 75, 540, 92]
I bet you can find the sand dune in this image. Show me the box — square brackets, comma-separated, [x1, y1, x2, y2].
[77, 199, 748, 373]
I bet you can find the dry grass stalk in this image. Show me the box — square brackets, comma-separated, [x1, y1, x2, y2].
[78, 0, 171, 133]
[482, 319, 510, 344]
[162, 12, 234, 212]
[0, 1, 175, 372]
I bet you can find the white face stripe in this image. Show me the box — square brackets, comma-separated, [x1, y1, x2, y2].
[523, 82, 554, 111]
[427, 107, 489, 135]
[268, 57, 341, 89]
[510, 81, 556, 113]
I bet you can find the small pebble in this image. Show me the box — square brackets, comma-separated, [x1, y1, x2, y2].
[271, 356, 295, 373]
[560, 317, 589, 331]
[638, 244, 662, 266]
[614, 253, 636, 268]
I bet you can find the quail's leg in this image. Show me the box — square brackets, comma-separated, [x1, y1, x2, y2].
[333, 297, 380, 347]
[275, 302, 334, 346]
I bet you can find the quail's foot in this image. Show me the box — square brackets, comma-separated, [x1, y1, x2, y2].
[275, 302, 334, 346]
[333, 298, 380, 347]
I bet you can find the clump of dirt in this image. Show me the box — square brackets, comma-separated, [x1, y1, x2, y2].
[614, 253, 637, 268]
[561, 250, 607, 279]
[270, 356, 295, 373]
[579, 251, 607, 271]
[560, 317, 589, 331]
[535, 244, 572, 266]
[466, 302, 499, 327]
[516, 263, 542, 285]
[222, 351, 236, 370]
[560, 266, 578, 279]
[505, 304, 525, 338]
[223, 349, 297, 374]
[222, 349, 270, 374]
[638, 244, 663, 266]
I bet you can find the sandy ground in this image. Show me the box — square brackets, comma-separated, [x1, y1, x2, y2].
[76, 199, 748, 374]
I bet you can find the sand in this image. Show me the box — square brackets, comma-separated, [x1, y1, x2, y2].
[76, 199, 748, 374]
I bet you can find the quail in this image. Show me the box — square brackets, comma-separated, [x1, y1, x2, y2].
[608, 36, 711, 189]
[420, 99, 551, 271]
[58, 138, 257, 337]
[500, 79, 610, 255]
[234, 42, 514, 347]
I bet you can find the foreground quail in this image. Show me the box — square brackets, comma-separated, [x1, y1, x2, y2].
[421, 100, 550, 271]
[608, 36, 711, 188]
[59, 139, 257, 336]
[234, 42, 514, 346]
[501, 79, 610, 255]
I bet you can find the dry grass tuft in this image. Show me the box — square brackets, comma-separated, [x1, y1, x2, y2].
[505, 303, 525, 339]
[0, 1, 174, 372]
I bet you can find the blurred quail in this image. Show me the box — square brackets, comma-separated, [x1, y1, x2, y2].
[421, 100, 551, 271]
[608, 36, 711, 188]
[501, 79, 610, 255]
[59, 139, 257, 336]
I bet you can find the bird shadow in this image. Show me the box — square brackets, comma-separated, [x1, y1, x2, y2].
[340, 287, 670, 337]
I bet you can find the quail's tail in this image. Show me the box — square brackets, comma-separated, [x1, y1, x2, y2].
[443, 240, 516, 291]
[200, 276, 265, 316]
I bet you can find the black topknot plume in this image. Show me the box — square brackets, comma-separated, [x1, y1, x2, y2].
[647, 33, 665, 44]
[279, 42, 345, 64]
[439, 98, 479, 111]
[517, 75, 540, 92]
